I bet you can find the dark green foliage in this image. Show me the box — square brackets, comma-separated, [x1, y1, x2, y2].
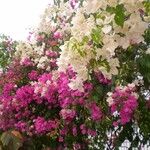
[137, 54, 150, 87]
[0, 34, 17, 71]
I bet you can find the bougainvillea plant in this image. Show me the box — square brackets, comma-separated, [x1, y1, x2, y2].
[0, 0, 150, 149]
[0, 34, 17, 71]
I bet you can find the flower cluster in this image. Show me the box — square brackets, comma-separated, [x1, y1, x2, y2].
[107, 84, 138, 126]
[57, 0, 149, 90]
[0, 66, 103, 149]
[0, 0, 150, 149]
[15, 31, 60, 71]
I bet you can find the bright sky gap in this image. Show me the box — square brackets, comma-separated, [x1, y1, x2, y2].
[0, 0, 53, 40]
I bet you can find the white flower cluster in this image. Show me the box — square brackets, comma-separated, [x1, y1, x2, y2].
[37, 1, 75, 35]
[71, 10, 95, 41]
[14, 1, 77, 72]
[57, 0, 149, 90]
[15, 42, 51, 71]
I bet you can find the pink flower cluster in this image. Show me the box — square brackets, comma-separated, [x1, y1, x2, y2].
[0, 66, 103, 148]
[60, 109, 76, 121]
[69, 0, 78, 9]
[28, 70, 39, 80]
[90, 102, 103, 122]
[108, 84, 138, 126]
[20, 57, 33, 66]
[33, 117, 58, 134]
[94, 71, 111, 85]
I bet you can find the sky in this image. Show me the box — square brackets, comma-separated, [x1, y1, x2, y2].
[0, 0, 53, 40]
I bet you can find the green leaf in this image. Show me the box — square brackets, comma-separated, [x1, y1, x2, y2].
[131, 136, 139, 148]
[1, 131, 23, 150]
[114, 4, 125, 27]
[82, 36, 89, 44]
[1, 132, 11, 146]
[91, 27, 102, 45]
[115, 123, 134, 148]
[144, 1, 150, 15]
[144, 28, 150, 45]
[137, 54, 150, 85]
[106, 6, 115, 14]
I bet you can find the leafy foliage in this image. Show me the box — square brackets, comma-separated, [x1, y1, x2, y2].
[0, 0, 150, 149]
[0, 34, 17, 71]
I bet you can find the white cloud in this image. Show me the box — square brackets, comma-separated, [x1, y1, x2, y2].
[0, 0, 53, 40]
